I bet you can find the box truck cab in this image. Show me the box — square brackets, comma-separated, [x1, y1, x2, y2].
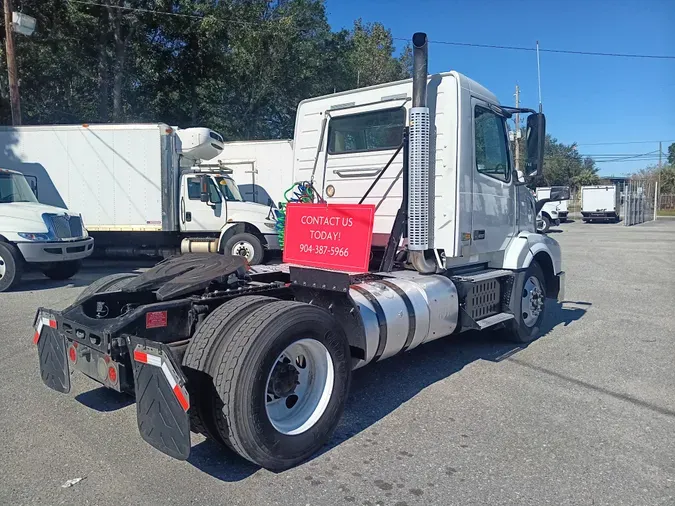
[179, 166, 278, 263]
[0, 168, 93, 291]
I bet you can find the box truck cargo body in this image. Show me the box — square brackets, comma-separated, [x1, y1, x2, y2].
[0, 124, 280, 262]
[200, 139, 293, 207]
[581, 185, 620, 222]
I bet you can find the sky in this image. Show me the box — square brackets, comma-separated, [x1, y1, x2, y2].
[325, 0, 675, 176]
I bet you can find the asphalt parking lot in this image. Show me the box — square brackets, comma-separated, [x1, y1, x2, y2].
[1, 219, 674, 506]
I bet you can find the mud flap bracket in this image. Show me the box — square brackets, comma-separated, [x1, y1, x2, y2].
[127, 335, 191, 460]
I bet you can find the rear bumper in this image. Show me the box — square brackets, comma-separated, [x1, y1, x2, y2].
[34, 308, 192, 460]
[581, 211, 617, 219]
[17, 237, 94, 262]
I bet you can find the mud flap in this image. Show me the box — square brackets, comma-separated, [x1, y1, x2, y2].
[35, 311, 71, 394]
[128, 335, 191, 460]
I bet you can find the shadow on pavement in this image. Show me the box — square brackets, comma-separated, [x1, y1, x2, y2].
[187, 439, 258, 482]
[75, 387, 134, 412]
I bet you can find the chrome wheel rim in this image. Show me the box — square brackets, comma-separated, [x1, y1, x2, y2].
[522, 276, 544, 327]
[265, 338, 334, 435]
[0, 254, 5, 279]
[231, 241, 255, 261]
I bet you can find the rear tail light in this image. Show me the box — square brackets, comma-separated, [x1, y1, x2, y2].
[108, 364, 118, 385]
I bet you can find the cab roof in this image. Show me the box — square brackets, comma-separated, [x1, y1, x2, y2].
[0, 168, 22, 175]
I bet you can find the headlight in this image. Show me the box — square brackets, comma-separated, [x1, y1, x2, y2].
[263, 221, 276, 230]
[18, 232, 52, 241]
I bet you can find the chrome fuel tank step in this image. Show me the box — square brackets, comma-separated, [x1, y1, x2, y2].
[349, 274, 458, 368]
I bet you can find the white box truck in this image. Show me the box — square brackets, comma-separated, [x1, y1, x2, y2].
[0, 168, 93, 291]
[0, 124, 280, 263]
[581, 185, 620, 222]
[537, 186, 568, 222]
[200, 139, 294, 207]
[34, 32, 565, 471]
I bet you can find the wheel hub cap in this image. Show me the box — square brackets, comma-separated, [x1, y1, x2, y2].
[521, 276, 544, 327]
[265, 339, 334, 436]
[0, 255, 5, 279]
[232, 241, 254, 261]
[269, 361, 299, 398]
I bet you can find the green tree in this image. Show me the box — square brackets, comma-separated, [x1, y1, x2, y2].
[667, 142, 675, 166]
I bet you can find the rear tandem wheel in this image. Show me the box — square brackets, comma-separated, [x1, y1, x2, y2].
[207, 300, 351, 471]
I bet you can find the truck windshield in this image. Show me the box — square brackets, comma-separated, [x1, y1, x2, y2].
[0, 173, 39, 203]
[215, 176, 243, 202]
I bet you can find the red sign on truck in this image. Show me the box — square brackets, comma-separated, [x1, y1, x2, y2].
[283, 203, 375, 273]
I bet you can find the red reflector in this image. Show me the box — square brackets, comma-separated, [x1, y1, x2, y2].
[48, 319, 57, 328]
[68, 346, 77, 363]
[173, 385, 189, 412]
[146, 311, 168, 329]
[108, 366, 118, 384]
[133, 350, 148, 363]
[33, 331, 40, 345]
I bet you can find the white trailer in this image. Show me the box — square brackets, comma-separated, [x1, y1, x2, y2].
[35, 32, 565, 472]
[581, 185, 620, 222]
[0, 124, 280, 263]
[200, 139, 293, 207]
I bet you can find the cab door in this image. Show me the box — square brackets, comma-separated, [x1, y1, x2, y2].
[180, 174, 226, 232]
[470, 100, 516, 255]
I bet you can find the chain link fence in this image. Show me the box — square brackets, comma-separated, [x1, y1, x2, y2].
[622, 179, 656, 226]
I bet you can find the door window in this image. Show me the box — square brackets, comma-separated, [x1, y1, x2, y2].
[187, 177, 221, 203]
[474, 106, 510, 182]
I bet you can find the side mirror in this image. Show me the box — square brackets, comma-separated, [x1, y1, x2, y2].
[549, 186, 570, 201]
[525, 113, 546, 177]
[199, 176, 210, 203]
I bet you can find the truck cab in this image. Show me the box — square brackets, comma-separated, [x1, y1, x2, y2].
[0, 168, 93, 291]
[179, 167, 278, 263]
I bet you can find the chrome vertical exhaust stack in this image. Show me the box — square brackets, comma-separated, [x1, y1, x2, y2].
[408, 32, 436, 274]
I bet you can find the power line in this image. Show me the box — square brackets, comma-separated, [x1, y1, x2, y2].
[392, 37, 675, 60]
[577, 139, 675, 146]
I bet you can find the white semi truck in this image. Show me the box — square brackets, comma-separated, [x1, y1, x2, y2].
[581, 184, 620, 222]
[34, 33, 565, 471]
[0, 169, 93, 291]
[0, 124, 280, 264]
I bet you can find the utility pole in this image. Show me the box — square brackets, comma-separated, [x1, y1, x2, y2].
[514, 84, 520, 171]
[3, 0, 22, 125]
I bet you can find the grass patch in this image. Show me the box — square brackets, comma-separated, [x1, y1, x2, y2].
[657, 209, 675, 217]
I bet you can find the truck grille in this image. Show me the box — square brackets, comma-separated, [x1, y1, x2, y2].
[44, 214, 84, 239]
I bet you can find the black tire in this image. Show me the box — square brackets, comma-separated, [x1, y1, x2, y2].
[223, 233, 264, 265]
[503, 261, 547, 344]
[42, 260, 82, 281]
[74, 272, 138, 304]
[540, 215, 551, 233]
[182, 295, 278, 443]
[212, 300, 351, 471]
[0, 242, 23, 292]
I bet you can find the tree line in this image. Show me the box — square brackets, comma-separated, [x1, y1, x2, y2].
[0, 0, 411, 139]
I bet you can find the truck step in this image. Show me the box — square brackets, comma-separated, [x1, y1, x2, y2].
[451, 269, 513, 283]
[476, 312, 515, 330]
